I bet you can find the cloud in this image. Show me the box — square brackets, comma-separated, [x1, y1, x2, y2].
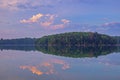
[20, 13, 43, 23]
[78, 22, 120, 36]
[103, 18, 110, 21]
[0, 0, 28, 10]
[51, 24, 65, 30]
[73, 22, 120, 33]
[20, 13, 70, 30]
[61, 19, 70, 24]
[40, 14, 57, 27]
[103, 22, 120, 27]
[20, 13, 56, 24]
[51, 19, 70, 30]
[0, 0, 61, 10]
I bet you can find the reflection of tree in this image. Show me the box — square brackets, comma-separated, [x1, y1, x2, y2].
[0, 45, 36, 51]
[0, 45, 120, 58]
[36, 46, 120, 58]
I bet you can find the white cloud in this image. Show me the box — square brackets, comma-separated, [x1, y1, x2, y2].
[20, 13, 43, 23]
[40, 18, 70, 30]
[51, 24, 65, 30]
[50, 19, 70, 30]
[40, 14, 57, 27]
[0, 0, 27, 10]
[20, 13, 57, 24]
[20, 13, 70, 30]
[103, 22, 120, 27]
[0, 0, 62, 10]
[61, 19, 70, 24]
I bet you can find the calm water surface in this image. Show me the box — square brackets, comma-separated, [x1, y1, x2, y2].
[0, 46, 120, 80]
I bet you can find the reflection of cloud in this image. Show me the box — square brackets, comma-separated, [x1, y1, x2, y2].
[20, 64, 55, 76]
[51, 59, 70, 70]
[20, 66, 43, 75]
[20, 59, 70, 76]
[97, 57, 120, 67]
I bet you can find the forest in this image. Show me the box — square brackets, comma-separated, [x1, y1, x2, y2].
[36, 32, 118, 46]
[0, 38, 35, 46]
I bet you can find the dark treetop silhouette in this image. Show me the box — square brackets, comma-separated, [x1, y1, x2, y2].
[36, 32, 118, 46]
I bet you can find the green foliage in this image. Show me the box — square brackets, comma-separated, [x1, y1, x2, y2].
[0, 38, 36, 46]
[36, 32, 117, 46]
[113, 36, 120, 44]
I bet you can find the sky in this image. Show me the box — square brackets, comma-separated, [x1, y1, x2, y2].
[0, 0, 120, 39]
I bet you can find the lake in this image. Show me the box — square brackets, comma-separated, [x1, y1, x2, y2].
[0, 46, 120, 80]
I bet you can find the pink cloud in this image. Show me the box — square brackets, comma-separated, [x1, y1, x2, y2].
[61, 19, 70, 24]
[20, 13, 43, 23]
[51, 24, 66, 30]
[40, 14, 57, 27]
[20, 13, 71, 30]
[0, 0, 28, 10]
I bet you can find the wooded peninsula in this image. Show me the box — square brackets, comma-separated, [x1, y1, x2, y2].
[36, 32, 120, 46]
[0, 32, 120, 46]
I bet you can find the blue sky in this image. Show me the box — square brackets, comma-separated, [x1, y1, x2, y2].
[0, 0, 120, 39]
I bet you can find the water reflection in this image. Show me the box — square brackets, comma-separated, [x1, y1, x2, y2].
[20, 59, 70, 76]
[20, 66, 43, 75]
[0, 46, 120, 80]
[36, 46, 120, 58]
[0, 45, 36, 51]
[0, 45, 120, 58]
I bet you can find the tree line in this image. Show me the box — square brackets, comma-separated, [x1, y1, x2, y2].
[36, 32, 118, 46]
[0, 38, 35, 46]
[0, 32, 120, 46]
